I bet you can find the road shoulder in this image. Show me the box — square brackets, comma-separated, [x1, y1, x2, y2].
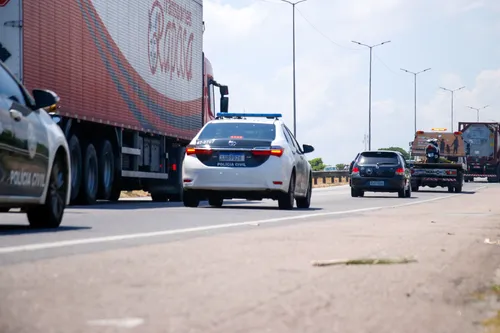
[1, 186, 500, 333]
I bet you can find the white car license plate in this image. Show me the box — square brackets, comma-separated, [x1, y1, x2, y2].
[369, 181, 384, 186]
[219, 153, 245, 162]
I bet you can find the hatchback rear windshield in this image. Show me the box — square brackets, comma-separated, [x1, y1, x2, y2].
[198, 122, 276, 141]
[358, 152, 399, 165]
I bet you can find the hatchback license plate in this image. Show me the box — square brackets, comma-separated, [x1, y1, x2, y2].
[219, 153, 245, 162]
[369, 181, 384, 186]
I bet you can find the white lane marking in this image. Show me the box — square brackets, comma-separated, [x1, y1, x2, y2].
[0, 186, 487, 255]
[87, 317, 144, 328]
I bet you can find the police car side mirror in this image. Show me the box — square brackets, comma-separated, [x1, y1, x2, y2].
[302, 144, 314, 154]
[220, 96, 229, 113]
[33, 89, 60, 110]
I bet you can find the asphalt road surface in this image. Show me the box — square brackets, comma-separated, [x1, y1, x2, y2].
[1, 182, 500, 333]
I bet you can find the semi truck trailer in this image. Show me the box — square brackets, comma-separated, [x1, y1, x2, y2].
[459, 122, 500, 183]
[0, 0, 229, 204]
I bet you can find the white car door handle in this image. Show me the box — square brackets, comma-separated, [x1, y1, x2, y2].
[9, 109, 22, 122]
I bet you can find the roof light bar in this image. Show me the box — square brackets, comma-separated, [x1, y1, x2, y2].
[216, 113, 282, 119]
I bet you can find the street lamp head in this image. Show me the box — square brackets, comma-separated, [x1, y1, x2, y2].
[380, 40, 391, 45]
[422, 67, 431, 73]
[439, 86, 451, 92]
[457, 86, 466, 91]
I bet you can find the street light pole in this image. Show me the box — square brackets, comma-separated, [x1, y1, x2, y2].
[467, 105, 489, 122]
[280, 0, 307, 138]
[439, 86, 465, 132]
[400, 68, 431, 134]
[351, 40, 391, 150]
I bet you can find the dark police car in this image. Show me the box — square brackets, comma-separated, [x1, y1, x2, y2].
[350, 150, 412, 198]
[0, 61, 71, 228]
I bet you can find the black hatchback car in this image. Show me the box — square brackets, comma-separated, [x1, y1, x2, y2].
[350, 150, 412, 198]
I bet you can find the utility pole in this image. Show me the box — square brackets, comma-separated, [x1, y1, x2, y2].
[467, 105, 489, 122]
[400, 67, 431, 133]
[439, 86, 465, 132]
[279, 0, 308, 138]
[351, 40, 391, 150]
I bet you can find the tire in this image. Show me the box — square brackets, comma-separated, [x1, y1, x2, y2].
[398, 187, 405, 198]
[27, 154, 68, 228]
[405, 184, 412, 198]
[0, 208, 10, 213]
[78, 143, 99, 205]
[208, 197, 223, 207]
[455, 185, 462, 193]
[412, 185, 419, 192]
[351, 187, 358, 197]
[98, 140, 115, 200]
[278, 173, 295, 210]
[358, 190, 365, 197]
[151, 193, 169, 202]
[296, 175, 312, 209]
[68, 135, 82, 203]
[183, 190, 200, 207]
[448, 186, 454, 193]
[108, 185, 121, 202]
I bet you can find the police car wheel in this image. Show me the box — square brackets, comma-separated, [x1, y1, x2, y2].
[278, 173, 295, 210]
[296, 175, 312, 209]
[183, 190, 200, 207]
[27, 155, 67, 228]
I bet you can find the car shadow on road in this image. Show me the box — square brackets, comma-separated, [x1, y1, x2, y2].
[359, 196, 419, 199]
[0, 225, 91, 236]
[415, 190, 476, 194]
[68, 201, 186, 210]
[205, 205, 323, 211]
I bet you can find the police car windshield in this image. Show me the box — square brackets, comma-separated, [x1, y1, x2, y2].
[359, 152, 399, 165]
[198, 122, 276, 141]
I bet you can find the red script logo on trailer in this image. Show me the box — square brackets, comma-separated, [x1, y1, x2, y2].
[0, 0, 10, 7]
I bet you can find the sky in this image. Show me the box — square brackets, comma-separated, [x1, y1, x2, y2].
[202, 0, 500, 165]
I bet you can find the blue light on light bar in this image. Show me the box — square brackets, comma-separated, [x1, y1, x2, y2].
[216, 113, 282, 118]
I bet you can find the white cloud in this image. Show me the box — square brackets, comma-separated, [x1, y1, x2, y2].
[203, 0, 499, 166]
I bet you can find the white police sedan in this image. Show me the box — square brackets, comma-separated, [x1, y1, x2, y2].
[182, 113, 315, 210]
[0, 61, 71, 228]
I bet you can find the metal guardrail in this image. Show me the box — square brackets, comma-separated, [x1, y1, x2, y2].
[312, 170, 350, 185]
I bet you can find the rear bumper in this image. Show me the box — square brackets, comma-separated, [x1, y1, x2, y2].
[351, 176, 405, 192]
[411, 176, 459, 187]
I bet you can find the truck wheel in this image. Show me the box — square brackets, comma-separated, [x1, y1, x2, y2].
[455, 185, 462, 193]
[27, 154, 68, 228]
[68, 135, 82, 204]
[98, 140, 115, 200]
[78, 143, 99, 205]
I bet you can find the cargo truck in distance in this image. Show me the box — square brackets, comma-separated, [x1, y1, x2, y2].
[458, 122, 500, 183]
[0, 0, 229, 204]
[410, 130, 466, 193]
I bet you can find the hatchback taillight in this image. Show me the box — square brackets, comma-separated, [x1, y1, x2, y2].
[395, 168, 404, 175]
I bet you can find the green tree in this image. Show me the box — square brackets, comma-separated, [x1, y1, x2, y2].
[378, 147, 410, 160]
[309, 157, 326, 171]
[336, 163, 346, 170]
